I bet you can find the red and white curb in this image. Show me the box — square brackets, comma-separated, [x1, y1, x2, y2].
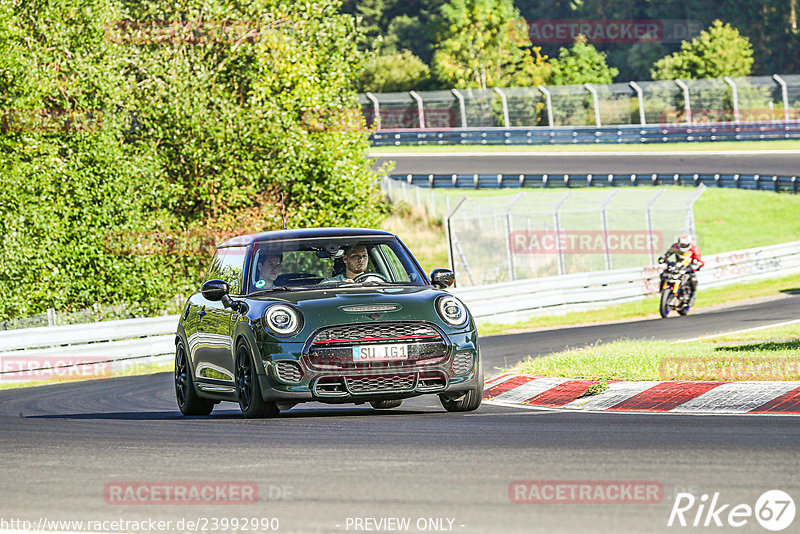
[482, 373, 800, 414]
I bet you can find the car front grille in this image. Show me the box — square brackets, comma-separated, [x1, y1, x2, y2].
[306, 321, 448, 370]
[312, 371, 449, 397]
[452, 351, 474, 376]
[345, 374, 415, 393]
[312, 322, 441, 343]
[274, 360, 303, 383]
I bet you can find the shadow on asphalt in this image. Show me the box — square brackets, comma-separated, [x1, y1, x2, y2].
[25, 407, 446, 420]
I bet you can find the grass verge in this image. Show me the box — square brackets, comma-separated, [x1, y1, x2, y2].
[370, 140, 800, 154]
[508, 322, 800, 382]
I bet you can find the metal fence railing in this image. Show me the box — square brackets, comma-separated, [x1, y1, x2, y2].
[359, 73, 800, 130]
[452, 240, 800, 323]
[383, 173, 799, 221]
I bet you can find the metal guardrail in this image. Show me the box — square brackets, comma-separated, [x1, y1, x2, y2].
[452, 240, 800, 323]
[0, 315, 179, 380]
[389, 173, 800, 194]
[2, 241, 798, 373]
[372, 120, 800, 146]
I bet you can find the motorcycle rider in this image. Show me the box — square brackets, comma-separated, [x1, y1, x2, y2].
[658, 234, 705, 306]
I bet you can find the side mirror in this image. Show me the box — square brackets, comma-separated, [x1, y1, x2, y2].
[430, 268, 455, 289]
[202, 279, 229, 301]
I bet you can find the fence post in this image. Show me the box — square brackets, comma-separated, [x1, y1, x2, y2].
[451, 89, 468, 128]
[584, 83, 601, 127]
[504, 193, 524, 281]
[600, 190, 619, 270]
[645, 190, 665, 265]
[445, 196, 474, 287]
[773, 74, 790, 123]
[686, 184, 707, 243]
[493, 88, 510, 128]
[723, 76, 740, 124]
[629, 81, 646, 125]
[365, 92, 381, 130]
[409, 90, 425, 129]
[46, 308, 56, 327]
[553, 192, 572, 275]
[675, 79, 692, 125]
[537, 85, 554, 127]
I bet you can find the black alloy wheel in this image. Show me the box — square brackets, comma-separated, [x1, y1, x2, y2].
[175, 341, 214, 416]
[235, 343, 279, 418]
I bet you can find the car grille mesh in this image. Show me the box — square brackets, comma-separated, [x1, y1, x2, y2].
[452, 351, 474, 375]
[346, 374, 415, 393]
[274, 361, 303, 383]
[312, 322, 440, 343]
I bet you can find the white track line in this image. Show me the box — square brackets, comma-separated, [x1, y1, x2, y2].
[676, 318, 800, 343]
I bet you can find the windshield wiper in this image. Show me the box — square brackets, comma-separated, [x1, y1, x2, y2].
[248, 286, 291, 297]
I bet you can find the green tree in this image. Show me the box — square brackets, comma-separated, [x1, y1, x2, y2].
[0, 0, 385, 319]
[357, 50, 432, 92]
[651, 20, 754, 80]
[546, 35, 619, 85]
[432, 0, 549, 89]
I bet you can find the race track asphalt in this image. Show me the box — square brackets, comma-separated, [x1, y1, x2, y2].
[1, 292, 798, 533]
[374, 151, 800, 176]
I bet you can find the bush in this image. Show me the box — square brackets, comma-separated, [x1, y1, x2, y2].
[0, 0, 385, 320]
[357, 50, 432, 93]
[651, 20, 754, 80]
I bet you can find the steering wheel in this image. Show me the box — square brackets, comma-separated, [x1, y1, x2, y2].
[353, 272, 389, 284]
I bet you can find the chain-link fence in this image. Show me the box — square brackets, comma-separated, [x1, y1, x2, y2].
[361, 74, 800, 129]
[382, 178, 705, 286]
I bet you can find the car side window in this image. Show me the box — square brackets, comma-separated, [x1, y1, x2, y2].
[205, 247, 246, 295]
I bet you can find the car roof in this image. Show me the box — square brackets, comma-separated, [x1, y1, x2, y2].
[218, 227, 398, 248]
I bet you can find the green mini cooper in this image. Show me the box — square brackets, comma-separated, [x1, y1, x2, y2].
[175, 228, 482, 418]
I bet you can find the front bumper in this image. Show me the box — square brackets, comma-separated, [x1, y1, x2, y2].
[256, 330, 480, 404]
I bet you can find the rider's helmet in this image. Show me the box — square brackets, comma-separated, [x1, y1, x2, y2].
[678, 233, 693, 252]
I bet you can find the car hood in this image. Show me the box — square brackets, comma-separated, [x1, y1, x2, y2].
[251, 286, 465, 337]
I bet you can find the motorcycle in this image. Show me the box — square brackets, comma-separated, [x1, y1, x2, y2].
[659, 262, 694, 318]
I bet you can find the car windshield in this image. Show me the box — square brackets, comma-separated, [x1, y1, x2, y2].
[247, 236, 426, 293]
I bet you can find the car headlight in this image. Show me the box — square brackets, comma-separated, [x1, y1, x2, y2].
[263, 304, 302, 336]
[436, 296, 468, 327]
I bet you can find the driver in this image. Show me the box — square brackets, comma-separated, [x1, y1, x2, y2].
[658, 234, 704, 305]
[322, 245, 369, 283]
[254, 253, 282, 289]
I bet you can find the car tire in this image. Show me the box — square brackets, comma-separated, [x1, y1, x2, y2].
[175, 341, 214, 416]
[439, 362, 483, 413]
[370, 399, 403, 409]
[235, 342, 279, 419]
[659, 289, 671, 318]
